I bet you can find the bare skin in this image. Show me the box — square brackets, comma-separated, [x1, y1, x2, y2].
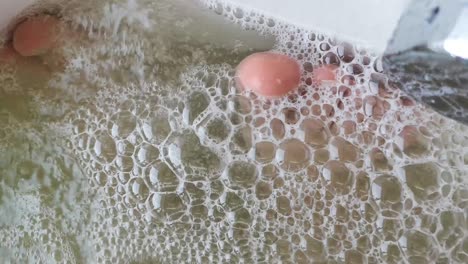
[236, 52, 338, 98]
[3, 14, 337, 93]
[13, 15, 62, 57]
[0, 15, 73, 90]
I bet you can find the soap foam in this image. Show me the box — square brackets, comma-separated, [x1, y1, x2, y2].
[0, 0, 468, 263]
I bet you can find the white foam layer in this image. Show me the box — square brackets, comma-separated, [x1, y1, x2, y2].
[221, 0, 410, 53]
[221, 0, 465, 54]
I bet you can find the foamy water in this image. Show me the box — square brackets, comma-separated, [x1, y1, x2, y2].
[1, 0, 468, 263]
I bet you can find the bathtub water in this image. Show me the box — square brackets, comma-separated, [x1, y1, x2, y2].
[0, 0, 468, 263]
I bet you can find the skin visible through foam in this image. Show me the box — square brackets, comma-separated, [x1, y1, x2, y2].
[236, 52, 301, 97]
[13, 15, 61, 56]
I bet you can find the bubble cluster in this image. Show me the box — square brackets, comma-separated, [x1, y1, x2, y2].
[1, 0, 468, 263]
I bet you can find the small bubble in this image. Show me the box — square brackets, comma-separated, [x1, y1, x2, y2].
[372, 175, 402, 204]
[226, 161, 258, 189]
[404, 163, 440, 201]
[322, 160, 354, 195]
[220, 192, 245, 212]
[206, 118, 231, 143]
[72, 119, 87, 134]
[115, 155, 134, 172]
[370, 148, 391, 171]
[338, 86, 352, 97]
[323, 52, 341, 66]
[347, 64, 364, 75]
[140, 107, 171, 145]
[261, 164, 279, 180]
[110, 111, 137, 138]
[374, 58, 384, 72]
[362, 56, 371, 65]
[313, 148, 330, 164]
[254, 141, 276, 163]
[270, 118, 285, 141]
[90, 131, 117, 163]
[342, 120, 356, 134]
[345, 250, 366, 264]
[276, 196, 292, 216]
[303, 62, 314, 73]
[128, 178, 149, 201]
[266, 19, 276, 27]
[145, 163, 179, 192]
[282, 107, 300, 125]
[231, 126, 253, 154]
[233, 8, 244, 19]
[397, 126, 431, 158]
[94, 172, 108, 187]
[401, 231, 438, 260]
[308, 33, 316, 41]
[363, 96, 385, 120]
[255, 181, 272, 200]
[185, 92, 210, 125]
[148, 193, 185, 220]
[214, 3, 223, 15]
[231, 95, 252, 115]
[191, 205, 208, 220]
[135, 143, 160, 167]
[330, 137, 360, 162]
[319, 43, 331, 51]
[337, 42, 355, 63]
[341, 75, 356, 86]
[277, 139, 310, 172]
[301, 118, 329, 147]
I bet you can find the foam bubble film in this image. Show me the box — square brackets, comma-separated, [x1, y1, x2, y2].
[0, 0, 467, 263]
